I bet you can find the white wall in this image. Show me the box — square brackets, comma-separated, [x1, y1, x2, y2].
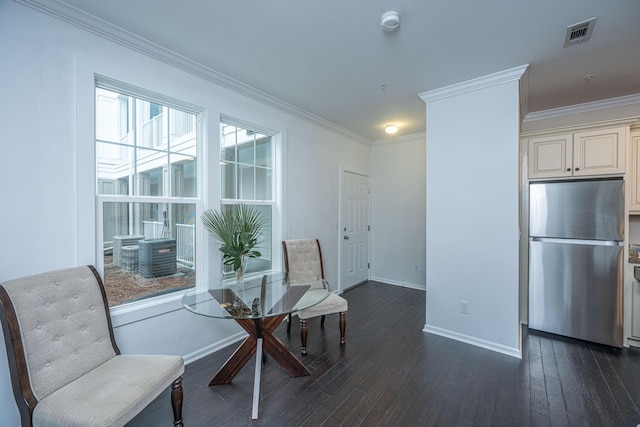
[371, 135, 426, 289]
[420, 67, 526, 358]
[282, 125, 370, 287]
[0, 2, 369, 424]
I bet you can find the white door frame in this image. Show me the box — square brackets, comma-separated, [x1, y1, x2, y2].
[338, 167, 371, 293]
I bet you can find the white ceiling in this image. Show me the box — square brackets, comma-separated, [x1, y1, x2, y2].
[28, 0, 640, 141]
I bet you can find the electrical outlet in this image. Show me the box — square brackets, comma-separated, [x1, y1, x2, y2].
[460, 300, 470, 314]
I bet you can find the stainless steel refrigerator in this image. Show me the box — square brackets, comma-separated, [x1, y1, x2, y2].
[528, 178, 624, 347]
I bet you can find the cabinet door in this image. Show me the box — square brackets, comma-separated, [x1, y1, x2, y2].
[633, 279, 640, 338]
[573, 127, 625, 176]
[630, 132, 640, 212]
[528, 133, 572, 179]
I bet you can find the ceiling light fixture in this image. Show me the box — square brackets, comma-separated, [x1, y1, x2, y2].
[381, 11, 400, 32]
[385, 124, 398, 134]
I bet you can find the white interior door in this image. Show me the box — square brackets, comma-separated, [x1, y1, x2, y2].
[341, 171, 370, 290]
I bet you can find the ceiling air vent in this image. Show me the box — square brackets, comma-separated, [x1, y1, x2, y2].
[564, 17, 596, 47]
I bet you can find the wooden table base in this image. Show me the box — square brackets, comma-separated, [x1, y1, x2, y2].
[185, 277, 321, 419]
[209, 314, 311, 386]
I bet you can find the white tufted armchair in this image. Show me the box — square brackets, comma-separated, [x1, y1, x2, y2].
[0, 265, 184, 427]
[282, 239, 347, 356]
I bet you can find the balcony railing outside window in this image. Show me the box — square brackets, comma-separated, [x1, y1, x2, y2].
[171, 110, 195, 140]
[142, 113, 165, 148]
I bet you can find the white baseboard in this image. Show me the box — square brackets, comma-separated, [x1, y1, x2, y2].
[182, 332, 247, 365]
[370, 276, 425, 291]
[182, 317, 290, 365]
[423, 324, 521, 359]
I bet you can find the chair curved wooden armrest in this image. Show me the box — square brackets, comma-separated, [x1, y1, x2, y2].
[0, 265, 184, 426]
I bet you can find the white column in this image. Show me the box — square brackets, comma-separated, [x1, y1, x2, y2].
[419, 65, 528, 358]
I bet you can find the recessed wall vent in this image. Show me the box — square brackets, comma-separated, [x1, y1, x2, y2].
[564, 17, 596, 47]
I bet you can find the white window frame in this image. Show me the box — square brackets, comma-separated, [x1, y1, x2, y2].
[94, 78, 205, 318]
[219, 116, 282, 277]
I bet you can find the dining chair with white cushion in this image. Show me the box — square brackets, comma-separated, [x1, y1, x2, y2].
[282, 239, 347, 356]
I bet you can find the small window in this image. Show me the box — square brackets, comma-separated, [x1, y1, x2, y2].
[96, 86, 200, 307]
[220, 120, 274, 276]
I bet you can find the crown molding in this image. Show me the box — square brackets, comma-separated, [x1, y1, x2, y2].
[519, 66, 529, 121]
[523, 93, 640, 122]
[520, 116, 640, 138]
[371, 131, 426, 146]
[419, 64, 529, 104]
[14, 0, 371, 145]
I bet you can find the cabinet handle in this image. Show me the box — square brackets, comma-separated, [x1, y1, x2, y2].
[575, 167, 580, 171]
[566, 168, 571, 172]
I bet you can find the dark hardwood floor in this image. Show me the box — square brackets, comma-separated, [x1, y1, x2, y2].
[128, 281, 640, 426]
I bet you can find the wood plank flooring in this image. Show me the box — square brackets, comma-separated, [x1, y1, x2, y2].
[128, 281, 640, 426]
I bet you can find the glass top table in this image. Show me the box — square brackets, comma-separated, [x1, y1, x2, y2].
[182, 271, 331, 320]
[181, 271, 332, 419]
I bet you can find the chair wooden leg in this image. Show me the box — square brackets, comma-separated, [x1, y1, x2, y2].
[287, 313, 292, 333]
[320, 314, 326, 329]
[300, 318, 308, 356]
[171, 376, 184, 426]
[339, 312, 346, 346]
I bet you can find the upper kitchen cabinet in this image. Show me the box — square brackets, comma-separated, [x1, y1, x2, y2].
[629, 128, 640, 212]
[528, 126, 626, 180]
[527, 133, 573, 179]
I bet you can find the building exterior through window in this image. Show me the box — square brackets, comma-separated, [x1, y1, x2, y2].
[95, 86, 278, 307]
[96, 86, 198, 306]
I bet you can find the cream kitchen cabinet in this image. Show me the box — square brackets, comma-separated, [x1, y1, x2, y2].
[629, 129, 640, 212]
[528, 126, 626, 179]
[633, 275, 640, 340]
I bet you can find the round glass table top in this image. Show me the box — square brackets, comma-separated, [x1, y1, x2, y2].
[181, 272, 331, 320]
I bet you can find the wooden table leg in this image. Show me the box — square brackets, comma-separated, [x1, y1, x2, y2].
[209, 314, 310, 386]
[209, 336, 256, 385]
[261, 329, 311, 377]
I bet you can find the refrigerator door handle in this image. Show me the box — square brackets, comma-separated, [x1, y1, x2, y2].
[529, 237, 623, 246]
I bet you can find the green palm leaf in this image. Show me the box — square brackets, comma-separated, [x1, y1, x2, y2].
[201, 204, 267, 272]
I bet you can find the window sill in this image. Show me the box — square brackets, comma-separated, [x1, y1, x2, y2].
[110, 290, 187, 328]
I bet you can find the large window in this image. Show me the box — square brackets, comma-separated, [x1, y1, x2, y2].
[220, 119, 274, 275]
[96, 85, 199, 306]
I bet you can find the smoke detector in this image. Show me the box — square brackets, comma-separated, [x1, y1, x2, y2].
[563, 17, 596, 47]
[381, 11, 400, 32]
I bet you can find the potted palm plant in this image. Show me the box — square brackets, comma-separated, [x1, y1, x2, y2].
[201, 204, 267, 281]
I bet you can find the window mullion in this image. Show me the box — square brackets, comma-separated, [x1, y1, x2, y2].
[253, 133, 257, 200]
[235, 127, 239, 199]
[165, 106, 171, 198]
[132, 98, 138, 196]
